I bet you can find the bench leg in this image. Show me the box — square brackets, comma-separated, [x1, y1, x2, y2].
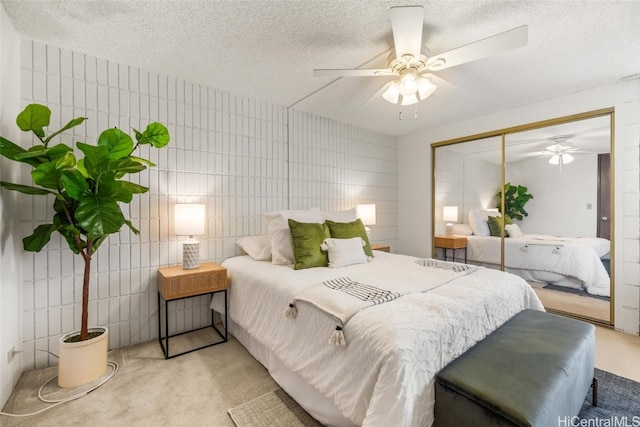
[591, 377, 598, 407]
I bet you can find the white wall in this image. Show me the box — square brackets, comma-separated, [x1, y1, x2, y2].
[398, 81, 640, 334]
[507, 155, 599, 236]
[9, 39, 397, 376]
[0, 4, 23, 408]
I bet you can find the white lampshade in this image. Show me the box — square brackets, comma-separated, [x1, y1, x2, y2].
[356, 204, 377, 226]
[443, 206, 459, 222]
[174, 204, 205, 270]
[174, 204, 205, 237]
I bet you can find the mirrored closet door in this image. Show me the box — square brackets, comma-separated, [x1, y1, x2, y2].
[432, 109, 614, 325]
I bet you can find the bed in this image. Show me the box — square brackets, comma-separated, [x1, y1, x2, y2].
[462, 208, 611, 297]
[211, 250, 544, 426]
[465, 234, 611, 297]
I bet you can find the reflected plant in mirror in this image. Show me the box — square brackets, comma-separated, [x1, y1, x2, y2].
[496, 182, 533, 221]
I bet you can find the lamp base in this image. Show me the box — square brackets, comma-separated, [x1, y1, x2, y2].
[182, 241, 200, 270]
[445, 223, 454, 237]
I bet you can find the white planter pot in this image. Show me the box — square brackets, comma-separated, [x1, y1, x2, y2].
[58, 327, 108, 388]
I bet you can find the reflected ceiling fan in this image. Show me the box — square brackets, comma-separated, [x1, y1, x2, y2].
[313, 5, 528, 106]
[527, 136, 596, 171]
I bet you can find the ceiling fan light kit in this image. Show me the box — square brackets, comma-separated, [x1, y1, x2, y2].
[313, 5, 528, 113]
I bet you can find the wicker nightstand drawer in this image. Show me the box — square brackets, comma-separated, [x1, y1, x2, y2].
[157, 262, 227, 300]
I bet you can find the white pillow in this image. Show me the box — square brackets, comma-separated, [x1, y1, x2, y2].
[264, 208, 323, 265]
[236, 235, 271, 261]
[505, 223, 523, 238]
[452, 223, 473, 235]
[322, 208, 357, 222]
[468, 209, 501, 236]
[320, 237, 368, 268]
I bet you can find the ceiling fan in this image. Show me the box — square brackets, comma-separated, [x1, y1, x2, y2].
[314, 5, 528, 106]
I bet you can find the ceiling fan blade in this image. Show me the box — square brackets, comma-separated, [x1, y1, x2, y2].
[390, 5, 424, 61]
[313, 68, 398, 77]
[425, 25, 528, 71]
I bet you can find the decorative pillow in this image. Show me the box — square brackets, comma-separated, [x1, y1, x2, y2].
[264, 208, 323, 265]
[322, 208, 357, 222]
[468, 209, 501, 236]
[325, 219, 373, 257]
[288, 219, 330, 270]
[320, 237, 368, 268]
[505, 223, 523, 238]
[236, 235, 271, 261]
[487, 215, 513, 237]
[452, 223, 473, 235]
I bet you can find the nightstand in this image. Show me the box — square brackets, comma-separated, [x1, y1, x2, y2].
[157, 262, 228, 359]
[434, 236, 467, 263]
[371, 244, 390, 252]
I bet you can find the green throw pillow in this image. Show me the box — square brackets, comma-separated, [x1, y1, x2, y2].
[325, 219, 373, 257]
[288, 219, 330, 270]
[488, 215, 513, 237]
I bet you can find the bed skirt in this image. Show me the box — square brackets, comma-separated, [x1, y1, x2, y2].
[228, 316, 358, 427]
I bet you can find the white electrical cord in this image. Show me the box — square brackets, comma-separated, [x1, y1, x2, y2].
[0, 349, 118, 418]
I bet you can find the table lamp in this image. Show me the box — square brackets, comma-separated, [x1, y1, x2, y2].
[174, 203, 205, 269]
[356, 204, 376, 238]
[443, 206, 458, 237]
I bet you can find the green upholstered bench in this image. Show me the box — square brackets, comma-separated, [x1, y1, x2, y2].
[435, 309, 597, 427]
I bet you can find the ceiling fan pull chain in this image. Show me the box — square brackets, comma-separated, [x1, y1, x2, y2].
[414, 105, 418, 120]
[399, 111, 403, 120]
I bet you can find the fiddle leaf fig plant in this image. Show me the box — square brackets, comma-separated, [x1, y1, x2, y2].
[496, 182, 533, 221]
[0, 104, 169, 341]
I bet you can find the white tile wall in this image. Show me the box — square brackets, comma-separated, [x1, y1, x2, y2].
[17, 40, 398, 370]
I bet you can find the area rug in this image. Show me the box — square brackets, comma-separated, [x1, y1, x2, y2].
[578, 368, 640, 420]
[228, 387, 323, 427]
[229, 369, 640, 426]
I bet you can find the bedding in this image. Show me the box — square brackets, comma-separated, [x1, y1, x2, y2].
[466, 234, 610, 297]
[212, 251, 543, 427]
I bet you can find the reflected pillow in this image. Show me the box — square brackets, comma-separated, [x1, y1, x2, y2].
[236, 235, 271, 261]
[505, 223, 523, 238]
[325, 219, 373, 257]
[288, 219, 330, 270]
[321, 237, 368, 268]
[453, 223, 473, 236]
[488, 215, 513, 237]
[468, 209, 501, 236]
[322, 208, 357, 222]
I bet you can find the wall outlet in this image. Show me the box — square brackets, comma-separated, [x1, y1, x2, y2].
[7, 347, 15, 363]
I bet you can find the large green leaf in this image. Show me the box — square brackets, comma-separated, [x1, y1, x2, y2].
[105, 158, 146, 178]
[60, 169, 90, 200]
[16, 104, 50, 138]
[120, 181, 149, 194]
[23, 223, 56, 252]
[75, 194, 125, 236]
[134, 123, 170, 147]
[98, 128, 134, 160]
[44, 117, 87, 145]
[0, 137, 43, 167]
[31, 162, 61, 189]
[129, 155, 156, 167]
[15, 144, 73, 163]
[0, 181, 55, 196]
[98, 180, 133, 203]
[77, 143, 109, 178]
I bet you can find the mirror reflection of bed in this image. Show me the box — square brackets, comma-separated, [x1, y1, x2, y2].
[432, 110, 613, 325]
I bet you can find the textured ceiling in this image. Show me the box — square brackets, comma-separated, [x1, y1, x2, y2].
[3, 0, 640, 136]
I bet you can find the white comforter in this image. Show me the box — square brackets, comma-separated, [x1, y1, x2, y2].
[214, 251, 543, 427]
[466, 234, 610, 296]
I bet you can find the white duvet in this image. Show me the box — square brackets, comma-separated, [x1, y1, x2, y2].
[466, 234, 610, 296]
[214, 251, 543, 427]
